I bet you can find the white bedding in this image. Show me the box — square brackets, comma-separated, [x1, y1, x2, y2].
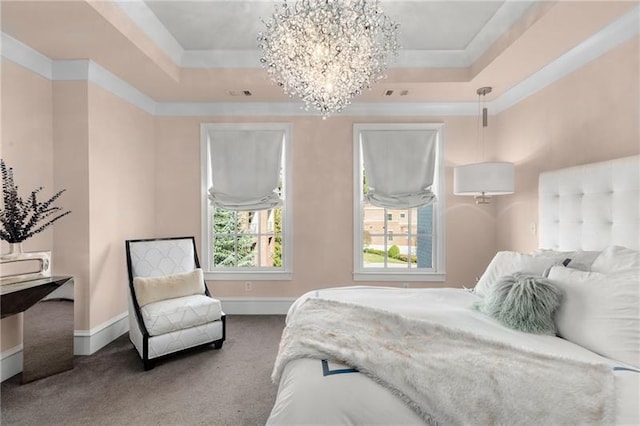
[267, 286, 640, 425]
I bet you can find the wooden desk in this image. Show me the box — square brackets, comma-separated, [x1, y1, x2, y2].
[1, 276, 74, 383]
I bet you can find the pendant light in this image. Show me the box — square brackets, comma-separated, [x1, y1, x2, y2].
[454, 87, 514, 204]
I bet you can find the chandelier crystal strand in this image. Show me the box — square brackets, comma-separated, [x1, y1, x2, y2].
[258, 0, 400, 118]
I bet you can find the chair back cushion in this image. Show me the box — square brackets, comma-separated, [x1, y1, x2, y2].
[128, 238, 197, 278]
[133, 269, 205, 307]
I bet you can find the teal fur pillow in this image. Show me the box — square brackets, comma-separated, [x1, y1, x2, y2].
[475, 273, 562, 335]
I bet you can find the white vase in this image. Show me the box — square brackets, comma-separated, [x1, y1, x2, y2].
[0, 242, 51, 285]
[5, 242, 24, 257]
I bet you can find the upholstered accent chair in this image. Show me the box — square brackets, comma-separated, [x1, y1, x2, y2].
[125, 237, 225, 370]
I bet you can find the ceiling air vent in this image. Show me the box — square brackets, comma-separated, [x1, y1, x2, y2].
[383, 89, 409, 97]
[227, 90, 253, 97]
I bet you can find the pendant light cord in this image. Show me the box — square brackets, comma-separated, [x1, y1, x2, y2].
[475, 86, 492, 163]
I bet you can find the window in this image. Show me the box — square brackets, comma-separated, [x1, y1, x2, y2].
[354, 123, 445, 281]
[210, 208, 282, 268]
[201, 123, 291, 280]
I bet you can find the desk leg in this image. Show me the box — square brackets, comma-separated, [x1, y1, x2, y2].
[22, 295, 74, 383]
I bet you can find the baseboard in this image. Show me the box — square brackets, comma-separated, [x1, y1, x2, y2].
[1, 344, 23, 382]
[1, 313, 129, 381]
[70, 298, 293, 356]
[218, 297, 295, 315]
[74, 311, 129, 356]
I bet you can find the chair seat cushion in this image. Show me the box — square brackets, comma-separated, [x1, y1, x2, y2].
[141, 294, 223, 337]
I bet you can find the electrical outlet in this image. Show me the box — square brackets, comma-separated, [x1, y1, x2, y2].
[244, 281, 252, 291]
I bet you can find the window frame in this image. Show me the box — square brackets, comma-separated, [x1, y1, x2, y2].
[353, 123, 446, 281]
[200, 123, 293, 281]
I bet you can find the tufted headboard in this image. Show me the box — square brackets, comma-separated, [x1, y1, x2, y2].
[539, 155, 640, 251]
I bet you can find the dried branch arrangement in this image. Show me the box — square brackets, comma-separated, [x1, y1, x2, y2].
[0, 159, 71, 243]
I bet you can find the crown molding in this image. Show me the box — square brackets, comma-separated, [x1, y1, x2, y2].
[492, 4, 639, 114]
[465, 0, 537, 65]
[1, 5, 638, 117]
[114, 0, 534, 69]
[112, 0, 184, 66]
[1, 33, 52, 79]
[181, 49, 472, 69]
[155, 101, 477, 117]
[51, 59, 157, 115]
[181, 49, 263, 69]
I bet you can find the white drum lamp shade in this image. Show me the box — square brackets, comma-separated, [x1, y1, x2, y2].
[454, 162, 514, 196]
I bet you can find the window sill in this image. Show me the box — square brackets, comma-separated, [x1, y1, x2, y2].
[353, 272, 446, 282]
[204, 271, 292, 281]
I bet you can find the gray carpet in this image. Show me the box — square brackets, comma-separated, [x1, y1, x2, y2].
[1, 315, 286, 426]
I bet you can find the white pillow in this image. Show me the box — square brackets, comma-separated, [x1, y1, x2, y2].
[548, 266, 640, 368]
[474, 251, 568, 296]
[133, 269, 205, 307]
[534, 249, 600, 271]
[591, 245, 640, 273]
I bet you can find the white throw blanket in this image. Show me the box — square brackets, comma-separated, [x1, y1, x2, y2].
[272, 298, 615, 425]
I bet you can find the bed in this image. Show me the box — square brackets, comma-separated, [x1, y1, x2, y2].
[267, 156, 640, 425]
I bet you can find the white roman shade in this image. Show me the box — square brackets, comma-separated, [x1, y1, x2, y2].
[361, 129, 438, 209]
[208, 129, 284, 211]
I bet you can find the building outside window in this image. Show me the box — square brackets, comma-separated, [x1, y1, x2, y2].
[354, 123, 445, 281]
[363, 205, 433, 268]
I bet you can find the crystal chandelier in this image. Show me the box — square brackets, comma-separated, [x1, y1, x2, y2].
[257, 0, 400, 117]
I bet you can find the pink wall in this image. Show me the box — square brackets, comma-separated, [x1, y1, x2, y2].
[52, 81, 157, 329]
[52, 81, 91, 331]
[494, 36, 640, 252]
[155, 115, 498, 297]
[0, 61, 54, 253]
[1, 67, 156, 354]
[1, 61, 54, 351]
[87, 84, 156, 327]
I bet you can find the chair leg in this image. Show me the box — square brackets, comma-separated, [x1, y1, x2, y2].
[143, 359, 156, 371]
[213, 340, 223, 350]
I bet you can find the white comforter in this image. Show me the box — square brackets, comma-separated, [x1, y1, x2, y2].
[267, 286, 640, 425]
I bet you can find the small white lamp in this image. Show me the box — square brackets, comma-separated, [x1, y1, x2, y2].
[454, 161, 514, 204]
[454, 87, 514, 204]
